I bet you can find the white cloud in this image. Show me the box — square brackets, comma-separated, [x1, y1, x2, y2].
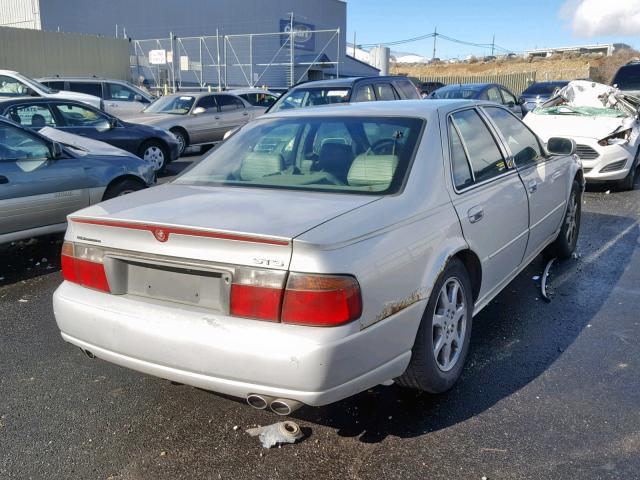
[561, 0, 640, 37]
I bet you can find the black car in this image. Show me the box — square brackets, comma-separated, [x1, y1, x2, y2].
[430, 83, 526, 117]
[518, 81, 569, 111]
[611, 60, 640, 96]
[0, 97, 180, 172]
[267, 76, 421, 113]
[419, 81, 445, 97]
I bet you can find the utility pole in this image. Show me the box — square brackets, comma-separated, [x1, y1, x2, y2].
[289, 11, 295, 87]
[491, 33, 495, 56]
[353, 31, 356, 57]
[432, 26, 437, 60]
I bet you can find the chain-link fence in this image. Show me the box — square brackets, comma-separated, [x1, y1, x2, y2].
[130, 27, 340, 93]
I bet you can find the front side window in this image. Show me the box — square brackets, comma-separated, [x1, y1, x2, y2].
[450, 109, 506, 184]
[174, 116, 424, 195]
[484, 107, 544, 167]
[271, 87, 351, 112]
[501, 89, 517, 105]
[6, 104, 57, 128]
[0, 75, 29, 97]
[374, 83, 398, 101]
[144, 95, 194, 115]
[107, 83, 138, 101]
[67, 82, 102, 98]
[238, 93, 278, 107]
[195, 95, 218, 112]
[54, 103, 110, 129]
[0, 123, 50, 161]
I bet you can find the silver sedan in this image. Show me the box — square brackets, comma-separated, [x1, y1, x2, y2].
[127, 91, 266, 156]
[53, 100, 583, 414]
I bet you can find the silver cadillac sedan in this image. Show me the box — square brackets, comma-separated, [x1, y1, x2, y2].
[53, 100, 583, 414]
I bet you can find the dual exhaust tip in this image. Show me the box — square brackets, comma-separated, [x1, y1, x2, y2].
[247, 394, 303, 416]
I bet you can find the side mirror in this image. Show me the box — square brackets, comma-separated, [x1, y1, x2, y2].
[134, 94, 143, 102]
[109, 118, 118, 129]
[547, 137, 576, 156]
[192, 106, 206, 115]
[50, 141, 64, 159]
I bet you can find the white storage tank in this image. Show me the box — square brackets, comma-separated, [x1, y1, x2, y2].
[370, 46, 390, 76]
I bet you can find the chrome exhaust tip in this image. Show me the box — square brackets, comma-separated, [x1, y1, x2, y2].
[82, 349, 95, 359]
[246, 394, 270, 410]
[270, 398, 303, 416]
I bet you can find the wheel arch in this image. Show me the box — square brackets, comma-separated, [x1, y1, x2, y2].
[102, 174, 147, 201]
[169, 126, 190, 145]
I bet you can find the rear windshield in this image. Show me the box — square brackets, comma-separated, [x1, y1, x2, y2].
[269, 87, 351, 112]
[522, 82, 567, 95]
[432, 87, 479, 99]
[612, 65, 640, 91]
[174, 116, 424, 195]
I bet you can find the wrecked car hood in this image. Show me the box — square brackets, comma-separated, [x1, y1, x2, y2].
[524, 113, 636, 140]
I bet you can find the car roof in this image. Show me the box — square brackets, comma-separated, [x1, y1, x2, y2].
[160, 91, 243, 99]
[437, 83, 498, 90]
[0, 70, 19, 75]
[264, 98, 486, 120]
[289, 76, 412, 89]
[230, 88, 277, 95]
[0, 96, 89, 107]
[36, 76, 129, 82]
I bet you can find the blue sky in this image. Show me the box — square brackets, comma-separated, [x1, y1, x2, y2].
[346, 0, 639, 58]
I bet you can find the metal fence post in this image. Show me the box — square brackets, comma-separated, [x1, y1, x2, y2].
[249, 34, 253, 87]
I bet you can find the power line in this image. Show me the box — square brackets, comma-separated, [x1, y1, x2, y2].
[359, 30, 512, 54]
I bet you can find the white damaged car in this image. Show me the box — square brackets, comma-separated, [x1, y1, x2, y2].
[525, 80, 640, 190]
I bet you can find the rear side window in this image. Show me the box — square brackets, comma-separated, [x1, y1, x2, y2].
[450, 109, 506, 184]
[352, 84, 376, 102]
[44, 81, 65, 90]
[217, 95, 244, 111]
[6, 104, 57, 128]
[68, 82, 103, 98]
[107, 83, 138, 101]
[612, 64, 640, 90]
[374, 83, 398, 101]
[393, 79, 420, 99]
[448, 120, 473, 189]
[484, 107, 544, 167]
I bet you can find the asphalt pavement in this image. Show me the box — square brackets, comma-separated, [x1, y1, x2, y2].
[1, 176, 639, 480]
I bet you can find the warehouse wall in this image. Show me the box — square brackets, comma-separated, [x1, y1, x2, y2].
[0, 26, 130, 80]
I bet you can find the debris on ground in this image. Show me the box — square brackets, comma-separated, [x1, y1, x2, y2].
[541, 258, 556, 303]
[246, 421, 303, 448]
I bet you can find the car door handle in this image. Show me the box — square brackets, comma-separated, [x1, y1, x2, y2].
[242, 112, 248, 116]
[214, 115, 220, 120]
[0, 175, 8, 184]
[528, 180, 538, 193]
[468, 206, 484, 223]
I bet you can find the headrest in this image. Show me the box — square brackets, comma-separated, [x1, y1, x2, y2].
[240, 152, 284, 181]
[31, 114, 46, 127]
[347, 154, 399, 188]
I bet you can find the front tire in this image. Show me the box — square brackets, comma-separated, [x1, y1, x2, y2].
[544, 179, 581, 260]
[103, 178, 145, 200]
[396, 258, 474, 393]
[138, 140, 169, 173]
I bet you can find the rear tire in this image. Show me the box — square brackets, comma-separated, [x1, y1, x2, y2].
[543, 180, 581, 260]
[170, 128, 188, 157]
[138, 140, 169, 173]
[396, 258, 474, 393]
[103, 178, 145, 200]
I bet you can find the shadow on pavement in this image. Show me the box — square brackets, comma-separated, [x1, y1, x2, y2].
[291, 211, 638, 443]
[0, 234, 64, 286]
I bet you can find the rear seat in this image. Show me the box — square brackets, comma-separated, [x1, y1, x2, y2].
[347, 154, 399, 189]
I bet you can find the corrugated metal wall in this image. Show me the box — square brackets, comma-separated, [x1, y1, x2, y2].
[419, 72, 536, 95]
[0, 0, 41, 30]
[0, 26, 130, 80]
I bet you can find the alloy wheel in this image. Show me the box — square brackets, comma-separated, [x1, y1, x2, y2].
[432, 278, 467, 372]
[143, 146, 165, 171]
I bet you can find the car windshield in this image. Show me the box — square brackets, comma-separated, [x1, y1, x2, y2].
[174, 115, 424, 195]
[432, 87, 479, 99]
[144, 95, 194, 114]
[270, 87, 351, 112]
[14, 72, 55, 94]
[522, 83, 567, 95]
[612, 65, 640, 91]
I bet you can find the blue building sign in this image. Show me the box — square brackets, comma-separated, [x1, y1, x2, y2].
[280, 19, 315, 51]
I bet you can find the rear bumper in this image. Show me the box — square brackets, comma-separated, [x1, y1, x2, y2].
[53, 281, 422, 406]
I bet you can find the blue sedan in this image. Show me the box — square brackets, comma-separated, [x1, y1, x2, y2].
[0, 97, 180, 172]
[0, 116, 155, 244]
[518, 81, 569, 112]
[430, 83, 526, 117]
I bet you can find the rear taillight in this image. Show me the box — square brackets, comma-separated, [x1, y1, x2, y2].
[229, 268, 286, 321]
[282, 274, 362, 326]
[61, 241, 110, 293]
[229, 269, 362, 327]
